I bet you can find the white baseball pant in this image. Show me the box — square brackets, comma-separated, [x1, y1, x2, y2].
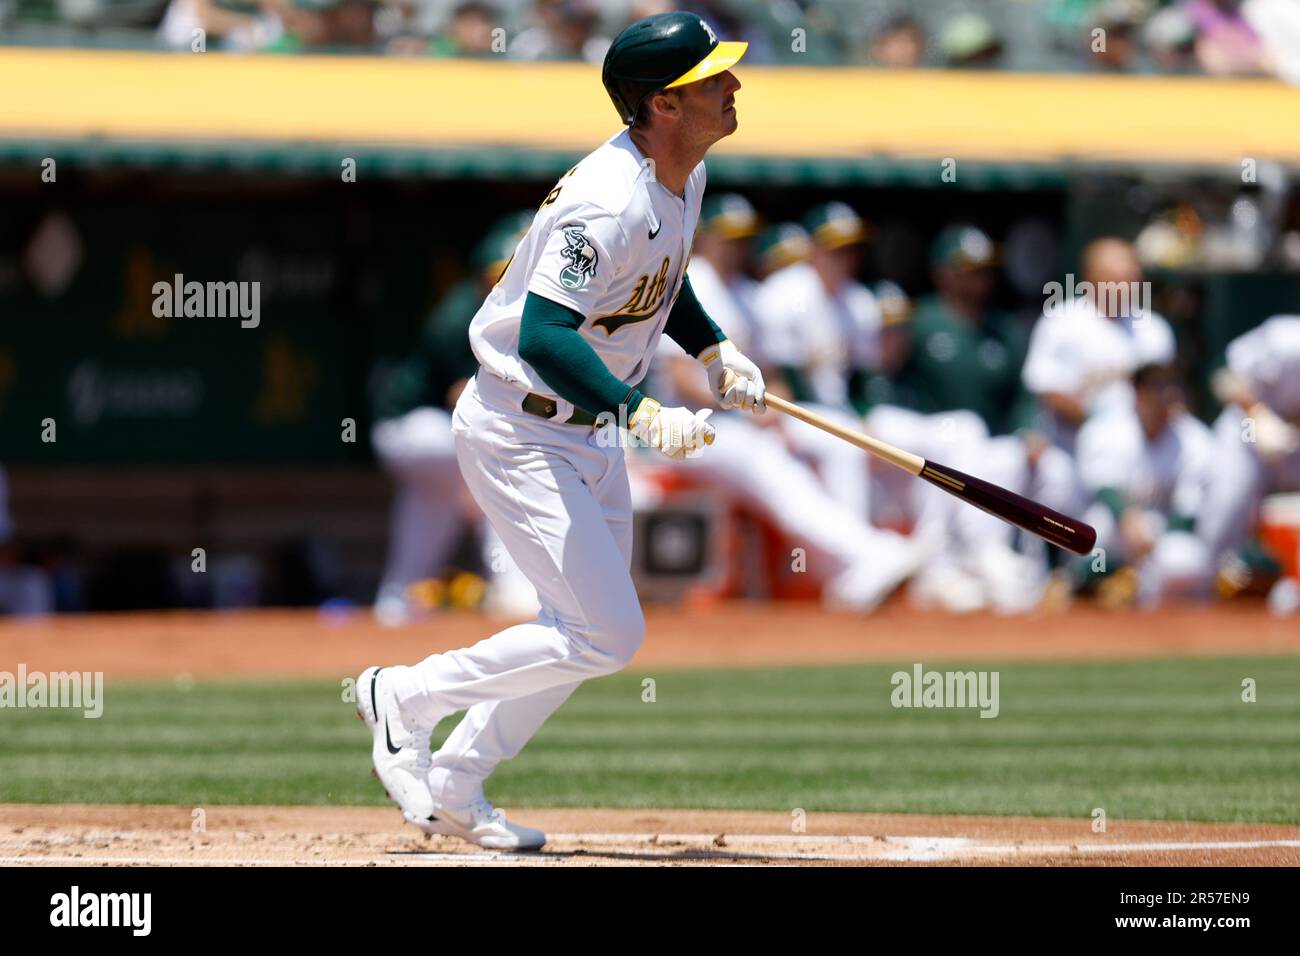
[384, 371, 644, 809]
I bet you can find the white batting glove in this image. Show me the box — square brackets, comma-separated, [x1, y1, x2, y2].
[629, 397, 716, 460]
[701, 340, 766, 414]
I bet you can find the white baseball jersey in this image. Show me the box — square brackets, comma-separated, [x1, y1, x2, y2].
[468, 128, 704, 400]
[1225, 315, 1300, 420]
[1022, 296, 1176, 448]
[754, 261, 881, 409]
[1077, 407, 1214, 519]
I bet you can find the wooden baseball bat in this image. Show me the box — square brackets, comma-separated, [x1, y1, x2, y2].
[720, 373, 1096, 555]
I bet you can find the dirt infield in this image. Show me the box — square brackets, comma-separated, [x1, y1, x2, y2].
[1, 603, 1297, 680]
[2, 804, 1296, 867]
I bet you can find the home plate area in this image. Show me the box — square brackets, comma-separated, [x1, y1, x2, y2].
[2, 806, 1297, 867]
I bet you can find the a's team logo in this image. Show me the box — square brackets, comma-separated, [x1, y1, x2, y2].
[701, 19, 718, 45]
[594, 256, 671, 335]
[558, 225, 599, 290]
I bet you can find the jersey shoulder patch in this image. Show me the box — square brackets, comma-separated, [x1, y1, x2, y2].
[557, 224, 599, 290]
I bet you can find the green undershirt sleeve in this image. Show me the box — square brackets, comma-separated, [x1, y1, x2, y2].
[663, 276, 726, 358]
[518, 292, 646, 421]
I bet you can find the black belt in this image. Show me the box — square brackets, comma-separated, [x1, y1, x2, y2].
[520, 392, 599, 427]
[474, 366, 599, 427]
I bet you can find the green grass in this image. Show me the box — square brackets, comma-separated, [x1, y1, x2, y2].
[1, 657, 1297, 823]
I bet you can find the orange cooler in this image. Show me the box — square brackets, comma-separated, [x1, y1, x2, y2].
[1259, 494, 1300, 580]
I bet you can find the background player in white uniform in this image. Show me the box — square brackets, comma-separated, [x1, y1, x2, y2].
[862, 276, 1048, 614]
[1199, 315, 1300, 573]
[1077, 363, 1216, 607]
[1022, 237, 1177, 455]
[753, 202, 883, 520]
[647, 193, 921, 609]
[353, 12, 765, 851]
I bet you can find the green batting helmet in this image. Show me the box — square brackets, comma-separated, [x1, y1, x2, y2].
[601, 12, 747, 125]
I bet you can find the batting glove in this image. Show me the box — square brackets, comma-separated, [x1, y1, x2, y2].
[629, 397, 716, 460]
[701, 340, 766, 414]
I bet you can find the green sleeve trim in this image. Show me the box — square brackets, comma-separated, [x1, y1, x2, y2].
[518, 292, 645, 421]
[663, 276, 726, 359]
[1167, 514, 1197, 534]
[1096, 487, 1127, 519]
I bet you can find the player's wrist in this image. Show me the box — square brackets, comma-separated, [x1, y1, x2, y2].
[697, 338, 730, 366]
[628, 396, 660, 431]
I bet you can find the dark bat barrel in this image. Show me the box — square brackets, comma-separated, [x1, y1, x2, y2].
[919, 460, 1097, 556]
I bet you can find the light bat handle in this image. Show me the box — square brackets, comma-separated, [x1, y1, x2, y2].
[764, 392, 924, 476]
[718, 369, 923, 475]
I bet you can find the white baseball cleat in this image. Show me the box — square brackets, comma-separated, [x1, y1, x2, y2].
[356, 665, 435, 829]
[410, 797, 546, 852]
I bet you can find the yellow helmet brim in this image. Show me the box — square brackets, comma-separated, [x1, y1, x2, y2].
[663, 41, 748, 89]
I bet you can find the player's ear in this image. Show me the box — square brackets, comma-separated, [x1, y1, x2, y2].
[648, 89, 683, 123]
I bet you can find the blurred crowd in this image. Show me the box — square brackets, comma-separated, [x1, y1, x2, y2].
[360, 197, 1300, 624]
[2, 0, 1298, 81]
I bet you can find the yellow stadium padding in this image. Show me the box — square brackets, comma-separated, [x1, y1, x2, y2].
[3, 48, 1300, 165]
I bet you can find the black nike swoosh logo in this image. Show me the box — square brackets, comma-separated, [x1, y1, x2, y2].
[649, 222, 661, 240]
[372, 668, 402, 755]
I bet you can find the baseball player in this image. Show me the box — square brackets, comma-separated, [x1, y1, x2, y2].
[894, 226, 1033, 437]
[355, 12, 764, 850]
[1076, 363, 1216, 606]
[647, 194, 922, 609]
[753, 222, 814, 281]
[860, 273, 1046, 614]
[370, 212, 538, 625]
[1021, 237, 1177, 455]
[1199, 315, 1300, 573]
[752, 202, 883, 520]
[875, 226, 1078, 610]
